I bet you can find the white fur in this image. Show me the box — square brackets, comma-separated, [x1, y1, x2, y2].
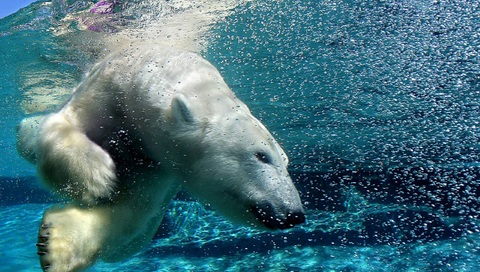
[36, 114, 117, 204]
[18, 45, 304, 272]
[16, 116, 44, 164]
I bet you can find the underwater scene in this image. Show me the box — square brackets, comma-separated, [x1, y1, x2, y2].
[2, 0, 480, 271]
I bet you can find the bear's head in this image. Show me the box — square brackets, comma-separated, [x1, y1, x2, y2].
[165, 94, 305, 230]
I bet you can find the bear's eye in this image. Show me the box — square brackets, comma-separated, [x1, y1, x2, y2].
[255, 152, 272, 164]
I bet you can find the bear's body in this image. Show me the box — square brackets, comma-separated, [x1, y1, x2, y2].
[17, 45, 304, 272]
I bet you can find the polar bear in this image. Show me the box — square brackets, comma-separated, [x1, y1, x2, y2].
[16, 45, 305, 272]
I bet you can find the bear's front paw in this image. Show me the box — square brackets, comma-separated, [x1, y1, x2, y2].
[37, 223, 94, 272]
[37, 206, 102, 272]
[39, 131, 117, 205]
[77, 143, 117, 204]
[36, 226, 51, 272]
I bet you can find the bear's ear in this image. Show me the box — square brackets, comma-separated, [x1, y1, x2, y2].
[171, 94, 195, 124]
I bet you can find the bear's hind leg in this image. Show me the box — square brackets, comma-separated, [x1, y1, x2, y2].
[37, 113, 117, 205]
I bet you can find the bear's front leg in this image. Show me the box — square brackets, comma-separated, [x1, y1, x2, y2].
[37, 205, 106, 272]
[37, 113, 117, 205]
[36, 174, 179, 272]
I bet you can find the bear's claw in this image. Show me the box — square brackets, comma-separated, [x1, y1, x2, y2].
[38, 223, 51, 271]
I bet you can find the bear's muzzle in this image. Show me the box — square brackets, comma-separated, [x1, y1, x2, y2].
[251, 203, 306, 230]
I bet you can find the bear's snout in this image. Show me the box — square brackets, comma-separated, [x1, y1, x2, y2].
[286, 209, 306, 227]
[251, 203, 305, 230]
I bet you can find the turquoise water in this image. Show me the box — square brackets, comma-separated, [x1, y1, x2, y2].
[2, 0, 480, 271]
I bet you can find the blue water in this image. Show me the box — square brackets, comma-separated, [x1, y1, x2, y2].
[2, 0, 480, 271]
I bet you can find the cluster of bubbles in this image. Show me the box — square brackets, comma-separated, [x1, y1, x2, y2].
[206, 0, 480, 239]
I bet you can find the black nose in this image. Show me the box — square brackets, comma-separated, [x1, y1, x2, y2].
[286, 210, 306, 227]
[252, 205, 306, 230]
